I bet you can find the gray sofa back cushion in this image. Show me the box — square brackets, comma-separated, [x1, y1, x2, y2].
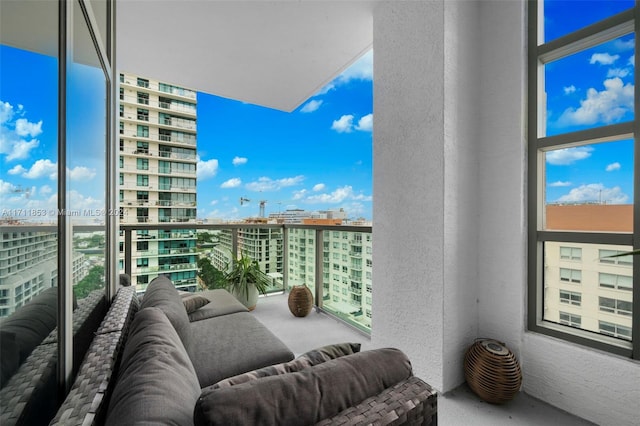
[194, 348, 412, 426]
[139, 275, 192, 349]
[105, 307, 201, 426]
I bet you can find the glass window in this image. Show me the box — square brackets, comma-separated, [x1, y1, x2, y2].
[529, 2, 636, 357]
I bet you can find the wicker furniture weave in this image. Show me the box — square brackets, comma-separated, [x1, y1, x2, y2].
[50, 286, 139, 426]
[317, 376, 438, 426]
[0, 289, 106, 426]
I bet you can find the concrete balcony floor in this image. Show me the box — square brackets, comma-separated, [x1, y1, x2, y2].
[252, 293, 596, 426]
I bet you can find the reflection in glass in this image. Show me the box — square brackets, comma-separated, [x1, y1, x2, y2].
[67, 0, 107, 299]
[544, 242, 633, 342]
[544, 139, 634, 232]
[0, 36, 58, 392]
[542, 0, 633, 44]
[542, 34, 635, 138]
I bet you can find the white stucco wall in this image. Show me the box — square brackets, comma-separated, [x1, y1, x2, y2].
[373, 1, 640, 425]
[372, 0, 481, 392]
[372, 0, 447, 390]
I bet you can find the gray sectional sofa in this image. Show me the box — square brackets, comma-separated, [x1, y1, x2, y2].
[50, 276, 437, 425]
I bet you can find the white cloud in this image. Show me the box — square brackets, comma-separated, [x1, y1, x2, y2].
[331, 115, 354, 133]
[197, 157, 219, 180]
[210, 199, 218, 206]
[355, 113, 373, 132]
[292, 189, 307, 200]
[563, 85, 576, 94]
[556, 183, 628, 204]
[245, 175, 304, 192]
[221, 178, 242, 188]
[0, 101, 14, 124]
[15, 118, 42, 137]
[546, 146, 593, 165]
[607, 68, 631, 78]
[8, 164, 26, 175]
[556, 78, 633, 126]
[613, 39, 635, 52]
[305, 185, 372, 204]
[312, 183, 325, 192]
[589, 53, 619, 65]
[68, 166, 96, 181]
[0, 100, 42, 161]
[316, 50, 373, 95]
[40, 185, 53, 195]
[23, 159, 57, 179]
[300, 100, 323, 113]
[629, 54, 635, 66]
[606, 162, 621, 172]
[337, 50, 373, 83]
[549, 181, 572, 187]
[232, 156, 248, 166]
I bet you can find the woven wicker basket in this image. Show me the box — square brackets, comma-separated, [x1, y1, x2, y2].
[464, 338, 522, 404]
[287, 284, 313, 317]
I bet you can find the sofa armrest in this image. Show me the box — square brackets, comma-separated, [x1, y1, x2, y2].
[315, 376, 437, 426]
[49, 287, 139, 426]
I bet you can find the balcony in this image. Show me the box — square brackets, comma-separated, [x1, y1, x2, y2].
[120, 222, 373, 333]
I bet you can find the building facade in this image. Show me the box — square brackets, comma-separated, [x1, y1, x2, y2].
[118, 73, 198, 292]
[0, 229, 57, 317]
[544, 204, 633, 341]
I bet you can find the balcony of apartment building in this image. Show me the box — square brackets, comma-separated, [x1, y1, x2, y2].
[1, 1, 638, 425]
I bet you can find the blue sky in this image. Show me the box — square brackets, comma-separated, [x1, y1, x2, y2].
[0, 46, 372, 221]
[1, 1, 638, 221]
[195, 51, 373, 220]
[543, 0, 635, 205]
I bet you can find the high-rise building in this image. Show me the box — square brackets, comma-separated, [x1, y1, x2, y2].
[118, 73, 198, 292]
[0, 228, 57, 317]
[544, 204, 633, 341]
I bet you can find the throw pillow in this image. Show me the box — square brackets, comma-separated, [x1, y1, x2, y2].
[182, 295, 210, 314]
[139, 275, 192, 349]
[105, 307, 201, 426]
[195, 348, 412, 426]
[211, 342, 361, 389]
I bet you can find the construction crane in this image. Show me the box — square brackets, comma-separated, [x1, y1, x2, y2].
[239, 197, 267, 217]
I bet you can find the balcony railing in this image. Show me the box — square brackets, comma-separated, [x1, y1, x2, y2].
[120, 222, 373, 333]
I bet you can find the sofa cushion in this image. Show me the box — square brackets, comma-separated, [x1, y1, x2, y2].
[182, 295, 210, 315]
[212, 342, 361, 389]
[187, 289, 248, 322]
[189, 311, 294, 387]
[140, 275, 192, 349]
[105, 307, 201, 426]
[0, 286, 58, 363]
[194, 348, 412, 426]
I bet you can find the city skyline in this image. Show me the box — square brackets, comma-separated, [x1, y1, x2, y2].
[0, 47, 373, 222]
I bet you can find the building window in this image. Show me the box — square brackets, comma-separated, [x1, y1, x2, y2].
[136, 174, 148, 187]
[599, 297, 633, 316]
[528, 1, 636, 358]
[559, 268, 581, 284]
[137, 77, 149, 88]
[136, 158, 149, 170]
[559, 312, 581, 328]
[599, 273, 632, 291]
[137, 125, 149, 137]
[560, 290, 581, 306]
[599, 321, 632, 341]
[560, 246, 581, 261]
[599, 249, 633, 266]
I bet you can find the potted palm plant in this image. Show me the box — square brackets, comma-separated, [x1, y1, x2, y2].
[224, 252, 270, 310]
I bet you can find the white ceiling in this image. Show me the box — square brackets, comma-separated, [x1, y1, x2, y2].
[0, 1, 373, 112]
[117, 1, 374, 111]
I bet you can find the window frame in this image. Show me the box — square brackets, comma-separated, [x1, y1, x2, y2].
[527, 1, 639, 359]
